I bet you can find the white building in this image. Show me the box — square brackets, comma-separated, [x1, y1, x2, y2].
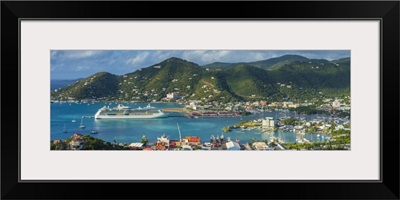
[166, 92, 180, 99]
[283, 102, 294, 108]
[332, 100, 341, 108]
[129, 143, 144, 148]
[225, 141, 241, 150]
[69, 139, 84, 150]
[252, 142, 270, 150]
[262, 117, 275, 128]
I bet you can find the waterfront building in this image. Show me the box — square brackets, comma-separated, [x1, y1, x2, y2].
[166, 92, 180, 99]
[262, 117, 275, 128]
[185, 136, 201, 145]
[69, 136, 84, 150]
[225, 141, 241, 150]
[252, 142, 269, 150]
[174, 139, 189, 146]
[335, 125, 345, 130]
[332, 100, 341, 108]
[283, 102, 294, 108]
[294, 125, 304, 130]
[268, 102, 277, 107]
[181, 145, 193, 150]
[129, 143, 144, 150]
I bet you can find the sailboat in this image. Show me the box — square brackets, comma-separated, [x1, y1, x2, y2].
[90, 129, 98, 134]
[177, 123, 182, 143]
[79, 117, 86, 129]
[62, 124, 68, 133]
[90, 120, 98, 134]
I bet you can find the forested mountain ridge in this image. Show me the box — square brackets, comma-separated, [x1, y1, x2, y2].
[51, 55, 350, 102]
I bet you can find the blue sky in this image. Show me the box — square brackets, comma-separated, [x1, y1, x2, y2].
[51, 50, 350, 80]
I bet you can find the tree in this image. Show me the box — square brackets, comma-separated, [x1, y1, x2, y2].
[50, 143, 56, 150]
[222, 127, 230, 132]
[141, 135, 148, 147]
[56, 145, 64, 150]
[330, 123, 336, 131]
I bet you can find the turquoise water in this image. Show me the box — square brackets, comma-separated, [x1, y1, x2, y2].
[51, 102, 327, 144]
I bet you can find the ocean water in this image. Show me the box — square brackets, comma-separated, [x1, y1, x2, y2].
[51, 102, 328, 144]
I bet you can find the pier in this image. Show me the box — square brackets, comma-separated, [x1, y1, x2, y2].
[161, 108, 240, 118]
[161, 108, 187, 113]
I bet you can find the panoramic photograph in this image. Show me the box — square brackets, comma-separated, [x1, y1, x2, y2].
[50, 50, 351, 151]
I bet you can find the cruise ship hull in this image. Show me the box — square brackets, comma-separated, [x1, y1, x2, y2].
[94, 104, 168, 119]
[95, 113, 167, 119]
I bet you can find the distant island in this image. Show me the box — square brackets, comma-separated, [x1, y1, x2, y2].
[51, 55, 350, 103]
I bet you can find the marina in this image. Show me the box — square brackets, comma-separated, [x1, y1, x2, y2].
[51, 102, 334, 145]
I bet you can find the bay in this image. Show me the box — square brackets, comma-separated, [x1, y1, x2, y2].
[51, 102, 328, 144]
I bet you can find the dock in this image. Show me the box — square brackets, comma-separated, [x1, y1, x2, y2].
[161, 108, 187, 113]
[162, 108, 241, 119]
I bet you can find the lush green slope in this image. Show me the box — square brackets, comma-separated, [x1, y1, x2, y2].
[119, 57, 204, 101]
[51, 72, 119, 100]
[269, 58, 350, 101]
[203, 55, 310, 70]
[51, 56, 350, 102]
[224, 64, 277, 99]
[268, 59, 350, 88]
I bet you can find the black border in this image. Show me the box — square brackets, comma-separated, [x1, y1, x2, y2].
[2, 1, 399, 199]
[17, 18, 382, 183]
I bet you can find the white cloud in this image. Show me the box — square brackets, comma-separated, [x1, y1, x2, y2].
[61, 50, 104, 59]
[126, 52, 150, 66]
[181, 50, 234, 64]
[154, 50, 177, 61]
[252, 52, 267, 61]
[74, 66, 91, 71]
[51, 50, 350, 79]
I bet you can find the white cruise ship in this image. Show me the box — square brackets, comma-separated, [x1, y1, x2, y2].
[94, 104, 167, 119]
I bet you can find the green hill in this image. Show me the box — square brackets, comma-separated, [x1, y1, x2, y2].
[224, 64, 277, 99]
[51, 56, 350, 102]
[51, 72, 119, 100]
[268, 58, 350, 88]
[203, 55, 310, 70]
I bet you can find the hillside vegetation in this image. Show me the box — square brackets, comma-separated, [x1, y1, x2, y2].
[51, 55, 350, 102]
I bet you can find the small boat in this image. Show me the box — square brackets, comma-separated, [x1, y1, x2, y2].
[71, 119, 77, 123]
[325, 136, 331, 140]
[90, 121, 98, 134]
[297, 131, 305, 136]
[62, 124, 68, 133]
[317, 134, 320, 137]
[79, 117, 85, 129]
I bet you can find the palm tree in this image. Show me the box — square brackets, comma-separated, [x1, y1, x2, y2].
[141, 135, 148, 147]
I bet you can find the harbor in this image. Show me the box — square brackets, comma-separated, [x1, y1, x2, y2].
[50, 52, 351, 151]
[51, 101, 349, 150]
